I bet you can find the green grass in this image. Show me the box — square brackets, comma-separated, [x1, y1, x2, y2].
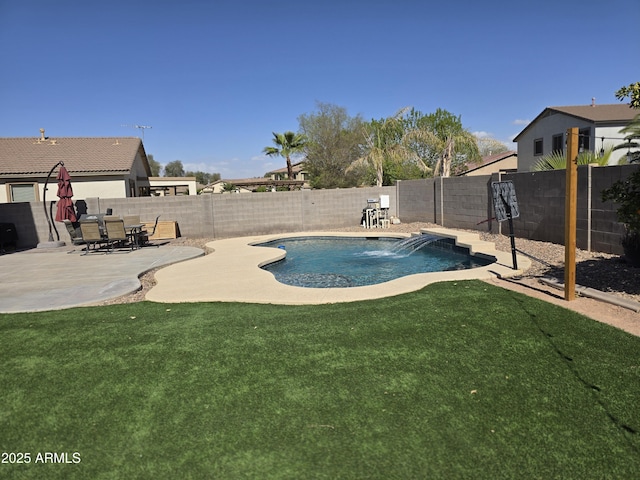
[1, 280, 639, 479]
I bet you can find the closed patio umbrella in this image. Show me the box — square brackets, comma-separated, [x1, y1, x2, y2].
[54, 166, 76, 222]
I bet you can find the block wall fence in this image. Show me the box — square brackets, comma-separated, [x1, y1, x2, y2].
[1, 165, 637, 255]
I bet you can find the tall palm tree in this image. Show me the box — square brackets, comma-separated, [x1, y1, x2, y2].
[263, 131, 307, 183]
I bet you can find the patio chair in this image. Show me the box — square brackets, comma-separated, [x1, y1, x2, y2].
[103, 217, 134, 253]
[123, 214, 141, 226]
[63, 219, 84, 246]
[79, 220, 107, 255]
[139, 215, 161, 247]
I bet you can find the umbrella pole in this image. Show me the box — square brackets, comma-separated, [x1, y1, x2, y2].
[42, 161, 64, 242]
[49, 201, 60, 241]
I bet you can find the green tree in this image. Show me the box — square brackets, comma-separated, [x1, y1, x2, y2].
[263, 132, 307, 183]
[147, 154, 162, 176]
[601, 168, 640, 265]
[185, 171, 221, 185]
[616, 82, 640, 109]
[164, 160, 185, 177]
[476, 136, 510, 157]
[298, 102, 365, 188]
[348, 107, 431, 187]
[614, 116, 640, 163]
[614, 82, 640, 163]
[404, 108, 480, 177]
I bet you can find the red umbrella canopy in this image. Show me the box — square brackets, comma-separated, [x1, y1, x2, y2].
[55, 166, 77, 222]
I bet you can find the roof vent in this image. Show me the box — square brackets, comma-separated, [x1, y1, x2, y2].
[591, 97, 596, 107]
[39, 128, 46, 141]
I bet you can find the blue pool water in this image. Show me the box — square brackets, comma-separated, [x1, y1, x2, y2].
[256, 236, 494, 288]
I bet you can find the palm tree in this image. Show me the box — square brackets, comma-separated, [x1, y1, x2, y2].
[427, 124, 479, 177]
[348, 107, 431, 187]
[348, 114, 405, 187]
[531, 148, 614, 171]
[263, 132, 307, 183]
[404, 108, 480, 177]
[613, 114, 640, 163]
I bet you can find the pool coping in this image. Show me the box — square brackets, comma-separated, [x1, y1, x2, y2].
[146, 228, 531, 305]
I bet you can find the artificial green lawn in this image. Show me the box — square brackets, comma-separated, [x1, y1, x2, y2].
[1, 280, 639, 479]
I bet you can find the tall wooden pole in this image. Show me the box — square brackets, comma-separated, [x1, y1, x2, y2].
[564, 128, 578, 301]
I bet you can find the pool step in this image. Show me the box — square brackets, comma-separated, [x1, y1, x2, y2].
[417, 228, 498, 255]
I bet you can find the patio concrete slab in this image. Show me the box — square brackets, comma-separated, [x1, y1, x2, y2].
[147, 229, 530, 305]
[0, 244, 204, 313]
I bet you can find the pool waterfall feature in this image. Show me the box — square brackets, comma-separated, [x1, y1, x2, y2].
[388, 233, 440, 255]
[256, 233, 495, 288]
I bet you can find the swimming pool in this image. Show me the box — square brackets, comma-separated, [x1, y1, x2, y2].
[256, 235, 494, 288]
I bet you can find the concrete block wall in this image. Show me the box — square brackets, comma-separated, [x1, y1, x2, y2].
[211, 192, 303, 238]
[590, 164, 636, 253]
[1, 167, 637, 254]
[441, 175, 495, 232]
[301, 187, 396, 230]
[502, 165, 639, 254]
[0, 201, 48, 247]
[504, 170, 567, 246]
[397, 179, 435, 223]
[85, 196, 216, 238]
[1, 186, 396, 247]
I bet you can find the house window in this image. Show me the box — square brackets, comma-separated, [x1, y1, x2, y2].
[8, 183, 38, 202]
[552, 134, 563, 153]
[579, 128, 591, 152]
[534, 138, 543, 156]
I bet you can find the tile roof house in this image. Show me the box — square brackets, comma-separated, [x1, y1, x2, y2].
[0, 130, 152, 203]
[202, 162, 309, 193]
[459, 150, 517, 176]
[513, 102, 637, 171]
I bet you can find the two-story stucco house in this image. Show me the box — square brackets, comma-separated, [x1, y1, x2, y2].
[513, 102, 637, 171]
[0, 130, 152, 203]
[266, 161, 309, 188]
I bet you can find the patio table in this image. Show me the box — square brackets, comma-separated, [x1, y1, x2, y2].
[125, 224, 144, 249]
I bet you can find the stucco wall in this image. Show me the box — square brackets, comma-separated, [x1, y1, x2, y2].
[465, 156, 518, 176]
[596, 125, 633, 165]
[517, 112, 593, 172]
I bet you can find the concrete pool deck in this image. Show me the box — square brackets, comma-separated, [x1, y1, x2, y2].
[0, 244, 204, 313]
[146, 228, 531, 305]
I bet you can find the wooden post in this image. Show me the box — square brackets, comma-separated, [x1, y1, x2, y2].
[564, 128, 578, 301]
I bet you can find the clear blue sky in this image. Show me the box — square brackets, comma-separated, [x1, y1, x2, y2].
[1, 0, 639, 179]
